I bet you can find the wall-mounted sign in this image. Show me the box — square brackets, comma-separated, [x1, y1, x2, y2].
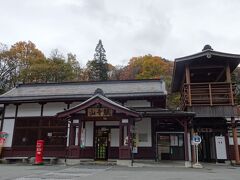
[87, 108, 112, 117]
[121, 119, 129, 124]
[198, 128, 213, 132]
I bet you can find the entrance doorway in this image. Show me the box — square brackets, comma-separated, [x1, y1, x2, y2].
[156, 132, 184, 160]
[95, 127, 110, 160]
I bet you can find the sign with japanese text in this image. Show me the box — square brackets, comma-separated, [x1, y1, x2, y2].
[87, 108, 112, 117]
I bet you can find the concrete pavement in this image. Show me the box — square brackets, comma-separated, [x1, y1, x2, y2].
[0, 163, 239, 180]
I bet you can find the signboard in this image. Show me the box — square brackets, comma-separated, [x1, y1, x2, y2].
[121, 119, 129, 124]
[215, 136, 227, 160]
[80, 128, 85, 148]
[192, 135, 202, 145]
[132, 133, 138, 154]
[87, 108, 112, 117]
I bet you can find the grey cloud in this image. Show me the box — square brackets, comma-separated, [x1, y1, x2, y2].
[0, 0, 240, 65]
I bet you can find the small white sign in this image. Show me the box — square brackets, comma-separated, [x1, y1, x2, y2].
[122, 119, 129, 124]
[215, 136, 227, 160]
[132, 147, 138, 154]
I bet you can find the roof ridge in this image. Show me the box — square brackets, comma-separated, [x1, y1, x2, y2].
[16, 79, 164, 87]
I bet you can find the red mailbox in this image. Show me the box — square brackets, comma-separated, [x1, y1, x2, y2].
[35, 140, 44, 164]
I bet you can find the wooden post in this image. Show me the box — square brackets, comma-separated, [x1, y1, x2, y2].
[229, 83, 234, 105]
[185, 65, 192, 106]
[184, 121, 189, 161]
[226, 63, 231, 83]
[226, 63, 234, 105]
[78, 120, 82, 146]
[231, 117, 240, 164]
[191, 128, 196, 163]
[119, 119, 131, 160]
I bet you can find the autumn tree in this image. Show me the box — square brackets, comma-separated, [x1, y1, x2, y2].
[120, 55, 172, 83]
[86, 40, 109, 81]
[0, 41, 85, 94]
[9, 41, 46, 84]
[0, 43, 18, 93]
[119, 54, 179, 109]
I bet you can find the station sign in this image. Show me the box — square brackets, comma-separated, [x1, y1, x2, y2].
[87, 108, 112, 117]
[192, 135, 202, 145]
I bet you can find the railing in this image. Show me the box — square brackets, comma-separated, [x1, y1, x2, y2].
[180, 82, 236, 110]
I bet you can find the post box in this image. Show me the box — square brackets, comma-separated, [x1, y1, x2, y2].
[35, 140, 44, 164]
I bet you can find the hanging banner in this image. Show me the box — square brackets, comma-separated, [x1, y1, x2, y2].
[132, 132, 139, 154]
[0, 132, 8, 156]
[80, 128, 86, 148]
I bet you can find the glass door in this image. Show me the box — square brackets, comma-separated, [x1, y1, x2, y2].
[95, 127, 109, 160]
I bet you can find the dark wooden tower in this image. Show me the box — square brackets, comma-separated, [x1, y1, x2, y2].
[172, 45, 240, 163]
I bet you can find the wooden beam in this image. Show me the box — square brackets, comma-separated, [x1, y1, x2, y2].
[189, 65, 224, 70]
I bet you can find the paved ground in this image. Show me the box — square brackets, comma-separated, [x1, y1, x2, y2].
[0, 163, 239, 180]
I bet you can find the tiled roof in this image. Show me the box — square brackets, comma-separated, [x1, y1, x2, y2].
[0, 79, 167, 103]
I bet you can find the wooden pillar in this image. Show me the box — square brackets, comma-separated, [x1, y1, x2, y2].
[0, 105, 6, 132]
[231, 117, 240, 164]
[225, 129, 231, 161]
[226, 63, 231, 82]
[184, 121, 189, 161]
[226, 63, 234, 105]
[78, 120, 82, 146]
[185, 65, 192, 106]
[119, 119, 131, 159]
[191, 128, 196, 163]
[69, 119, 75, 146]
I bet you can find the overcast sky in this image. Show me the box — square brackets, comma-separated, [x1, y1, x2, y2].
[1, 0, 240, 66]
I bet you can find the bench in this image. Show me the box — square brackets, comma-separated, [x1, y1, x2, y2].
[3, 156, 58, 164]
[3, 157, 30, 163]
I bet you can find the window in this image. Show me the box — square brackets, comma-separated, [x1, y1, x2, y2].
[13, 118, 67, 147]
[138, 133, 148, 142]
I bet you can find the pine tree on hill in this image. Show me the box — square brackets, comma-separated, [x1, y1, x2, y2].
[86, 40, 109, 81]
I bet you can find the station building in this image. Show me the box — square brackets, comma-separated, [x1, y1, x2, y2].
[0, 45, 239, 165]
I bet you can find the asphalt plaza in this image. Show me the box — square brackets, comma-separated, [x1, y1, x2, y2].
[0, 163, 239, 180]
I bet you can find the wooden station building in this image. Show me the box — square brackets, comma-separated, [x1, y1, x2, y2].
[0, 45, 239, 165]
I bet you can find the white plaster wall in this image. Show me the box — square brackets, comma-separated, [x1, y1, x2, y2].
[124, 100, 151, 107]
[18, 103, 41, 117]
[2, 119, 15, 147]
[111, 128, 119, 147]
[229, 137, 240, 145]
[43, 102, 67, 116]
[4, 104, 16, 117]
[85, 121, 93, 147]
[66, 122, 70, 147]
[135, 118, 152, 147]
[95, 121, 119, 126]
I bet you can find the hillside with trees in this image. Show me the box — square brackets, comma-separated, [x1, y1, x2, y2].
[0, 40, 179, 108]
